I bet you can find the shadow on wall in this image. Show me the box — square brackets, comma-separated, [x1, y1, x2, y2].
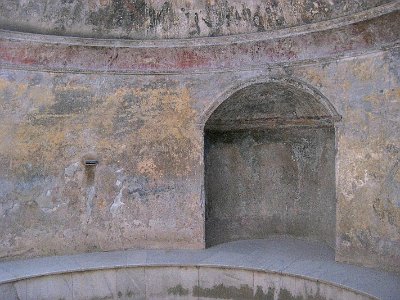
[204, 81, 340, 248]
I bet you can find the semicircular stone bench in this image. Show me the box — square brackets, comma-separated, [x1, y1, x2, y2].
[0, 237, 399, 300]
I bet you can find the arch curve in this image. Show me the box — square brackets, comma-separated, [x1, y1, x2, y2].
[200, 77, 341, 128]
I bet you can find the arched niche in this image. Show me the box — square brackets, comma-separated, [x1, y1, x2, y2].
[204, 81, 340, 248]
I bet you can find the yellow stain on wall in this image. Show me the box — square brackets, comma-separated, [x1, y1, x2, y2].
[87, 85, 202, 178]
[0, 77, 90, 175]
[28, 87, 55, 109]
[0, 78, 9, 91]
[364, 90, 398, 105]
[1, 75, 201, 179]
[0, 77, 55, 115]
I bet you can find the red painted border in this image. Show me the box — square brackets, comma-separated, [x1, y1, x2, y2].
[0, 11, 399, 73]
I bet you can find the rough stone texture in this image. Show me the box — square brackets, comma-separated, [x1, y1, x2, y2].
[0, 52, 399, 272]
[0, 0, 393, 39]
[0, 1, 399, 274]
[205, 127, 336, 247]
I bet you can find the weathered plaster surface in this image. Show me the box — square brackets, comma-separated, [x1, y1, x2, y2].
[1, 9, 399, 74]
[0, 0, 393, 39]
[293, 49, 400, 272]
[0, 4, 399, 274]
[1, 47, 398, 272]
[0, 72, 204, 258]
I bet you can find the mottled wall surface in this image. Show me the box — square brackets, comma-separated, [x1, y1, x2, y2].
[205, 127, 336, 247]
[0, 50, 399, 271]
[0, 72, 204, 258]
[295, 49, 400, 272]
[0, 0, 393, 39]
[0, 1, 399, 273]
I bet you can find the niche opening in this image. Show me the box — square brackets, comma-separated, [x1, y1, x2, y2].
[204, 81, 339, 248]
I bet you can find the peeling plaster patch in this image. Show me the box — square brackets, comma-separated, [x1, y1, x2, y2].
[126, 176, 148, 202]
[32, 177, 65, 213]
[42, 204, 61, 214]
[341, 168, 372, 201]
[110, 187, 125, 216]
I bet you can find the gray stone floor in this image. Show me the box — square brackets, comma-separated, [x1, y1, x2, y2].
[0, 236, 399, 299]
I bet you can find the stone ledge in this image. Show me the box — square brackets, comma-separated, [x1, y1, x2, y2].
[0, 237, 399, 299]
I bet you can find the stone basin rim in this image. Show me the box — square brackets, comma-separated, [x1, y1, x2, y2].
[0, 262, 379, 300]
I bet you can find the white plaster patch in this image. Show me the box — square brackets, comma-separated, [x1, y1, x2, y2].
[42, 205, 60, 213]
[35, 184, 65, 213]
[341, 168, 371, 200]
[341, 239, 352, 248]
[110, 188, 125, 216]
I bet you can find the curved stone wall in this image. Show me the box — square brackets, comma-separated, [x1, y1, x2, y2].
[0, 0, 394, 39]
[0, 2, 399, 274]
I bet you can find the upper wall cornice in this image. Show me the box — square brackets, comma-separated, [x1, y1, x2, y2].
[0, 3, 399, 74]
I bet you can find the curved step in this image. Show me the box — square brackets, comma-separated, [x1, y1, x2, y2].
[0, 237, 399, 299]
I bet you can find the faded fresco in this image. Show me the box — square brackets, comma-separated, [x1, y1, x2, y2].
[0, 0, 393, 39]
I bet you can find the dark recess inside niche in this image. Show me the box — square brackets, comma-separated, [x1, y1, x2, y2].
[204, 82, 338, 248]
